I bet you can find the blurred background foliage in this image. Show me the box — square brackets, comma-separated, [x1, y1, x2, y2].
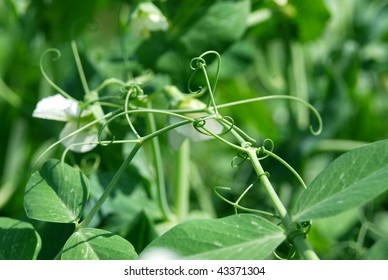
[1, 0, 388, 259]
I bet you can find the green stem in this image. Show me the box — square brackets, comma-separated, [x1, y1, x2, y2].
[146, 102, 174, 221]
[174, 139, 190, 221]
[246, 148, 319, 260]
[79, 141, 143, 228]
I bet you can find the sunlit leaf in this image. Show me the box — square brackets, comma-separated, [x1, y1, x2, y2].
[293, 140, 388, 221]
[0, 217, 41, 260]
[24, 159, 90, 223]
[145, 214, 285, 260]
[61, 228, 138, 260]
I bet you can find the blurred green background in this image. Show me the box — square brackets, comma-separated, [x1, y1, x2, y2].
[1, 0, 388, 259]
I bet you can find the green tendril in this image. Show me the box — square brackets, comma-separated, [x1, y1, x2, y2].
[190, 57, 207, 71]
[256, 138, 274, 160]
[217, 95, 323, 136]
[262, 148, 307, 189]
[231, 151, 249, 167]
[39, 49, 76, 101]
[213, 186, 278, 218]
[258, 171, 270, 179]
[32, 111, 115, 169]
[92, 78, 127, 92]
[217, 116, 234, 135]
[80, 153, 101, 175]
[218, 116, 257, 145]
[98, 128, 115, 147]
[187, 57, 207, 95]
[200, 124, 247, 152]
[193, 118, 210, 135]
[187, 69, 205, 96]
[273, 244, 296, 260]
[71, 40, 91, 98]
[96, 108, 196, 144]
[188, 51, 221, 115]
[124, 84, 144, 138]
[198, 50, 221, 96]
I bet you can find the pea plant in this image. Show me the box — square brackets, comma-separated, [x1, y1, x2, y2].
[1, 38, 387, 260]
[1, 1, 388, 260]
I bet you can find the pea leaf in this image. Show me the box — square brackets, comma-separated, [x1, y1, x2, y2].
[292, 140, 388, 222]
[24, 159, 89, 223]
[179, 0, 250, 56]
[61, 228, 138, 260]
[0, 217, 41, 260]
[145, 214, 285, 260]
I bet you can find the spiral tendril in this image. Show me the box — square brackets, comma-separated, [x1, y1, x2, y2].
[80, 153, 101, 175]
[188, 51, 221, 115]
[193, 118, 212, 136]
[190, 57, 206, 70]
[39, 49, 75, 101]
[256, 138, 274, 160]
[273, 244, 296, 260]
[218, 116, 234, 136]
[231, 151, 249, 167]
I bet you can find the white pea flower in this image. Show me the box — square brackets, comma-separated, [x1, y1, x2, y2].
[130, 2, 169, 39]
[33, 94, 100, 153]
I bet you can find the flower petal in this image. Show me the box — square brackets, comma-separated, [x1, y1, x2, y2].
[59, 122, 98, 153]
[32, 94, 80, 121]
[130, 2, 168, 39]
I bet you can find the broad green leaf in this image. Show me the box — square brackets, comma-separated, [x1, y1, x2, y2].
[24, 159, 90, 223]
[61, 228, 138, 260]
[364, 237, 388, 260]
[293, 140, 388, 222]
[145, 214, 285, 260]
[0, 217, 41, 260]
[179, 0, 250, 56]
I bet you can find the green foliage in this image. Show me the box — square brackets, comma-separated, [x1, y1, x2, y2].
[0, 217, 41, 260]
[24, 159, 90, 223]
[1, 0, 388, 260]
[293, 140, 388, 221]
[61, 228, 138, 260]
[146, 214, 285, 260]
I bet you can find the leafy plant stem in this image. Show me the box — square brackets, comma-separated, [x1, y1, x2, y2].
[78, 141, 143, 229]
[246, 148, 319, 260]
[174, 139, 190, 221]
[146, 102, 174, 221]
